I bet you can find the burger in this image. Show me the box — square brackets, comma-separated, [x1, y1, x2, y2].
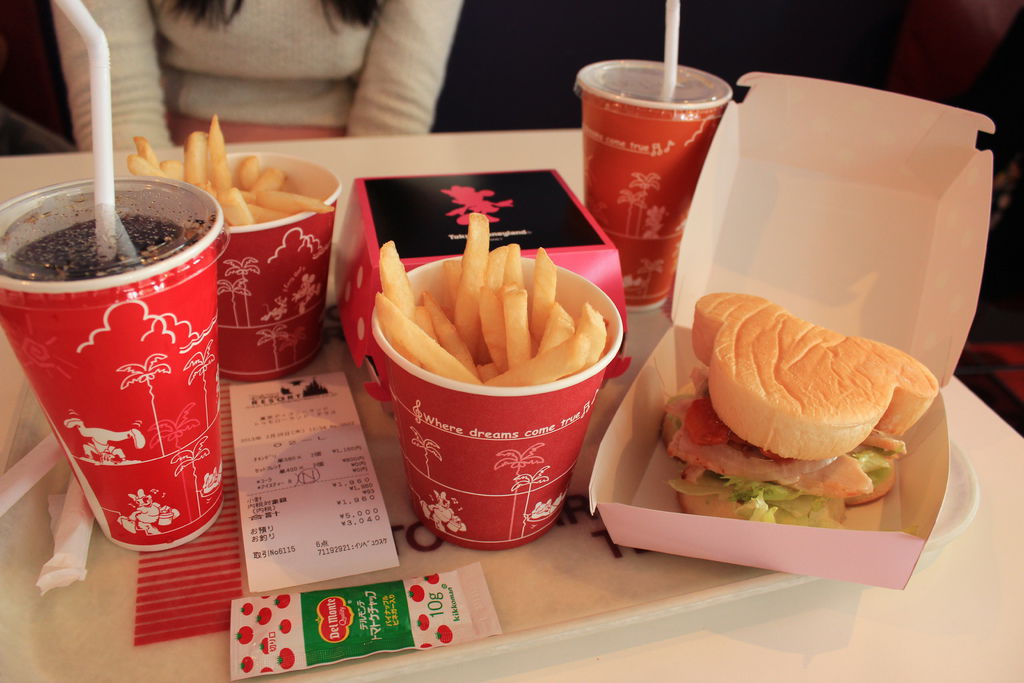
[661, 292, 939, 527]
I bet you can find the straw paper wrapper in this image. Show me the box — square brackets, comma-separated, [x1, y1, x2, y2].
[0, 435, 63, 519]
[38, 477, 94, 595]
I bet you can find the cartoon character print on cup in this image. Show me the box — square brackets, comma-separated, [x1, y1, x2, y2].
[217, 220, 334, 382]
[7, 289, 225, 547]
[582, 109, 720, 306]
[389, 362, 604, 550]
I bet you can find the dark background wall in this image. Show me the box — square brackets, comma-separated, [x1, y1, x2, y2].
[3, 0, 1016, 140]
[434, 0, 909, 132]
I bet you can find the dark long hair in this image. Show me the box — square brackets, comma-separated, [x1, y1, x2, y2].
[170, 0, 380, 27]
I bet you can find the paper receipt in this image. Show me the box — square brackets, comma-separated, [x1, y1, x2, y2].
[229, 372, 398, 592]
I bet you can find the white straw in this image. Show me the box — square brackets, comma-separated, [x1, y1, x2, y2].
[661, 0, 681, 101]
[54, 0, 128, 262]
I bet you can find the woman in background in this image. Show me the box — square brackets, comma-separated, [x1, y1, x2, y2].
[52, 0, 464, 150]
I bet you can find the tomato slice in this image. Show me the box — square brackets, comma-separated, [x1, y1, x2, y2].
[757, 448, 800, 463]
[684, 397, 731, 445]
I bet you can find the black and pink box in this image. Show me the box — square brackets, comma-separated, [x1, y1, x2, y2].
[335, 169, 628, 386]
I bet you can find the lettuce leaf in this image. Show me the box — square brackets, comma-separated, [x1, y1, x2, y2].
[668, 471, 843, 527]
[736, 495, 777, 523]
[850, 446, 896, 487]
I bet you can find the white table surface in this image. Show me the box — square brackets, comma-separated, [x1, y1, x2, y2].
[0, 130, 1021, 682]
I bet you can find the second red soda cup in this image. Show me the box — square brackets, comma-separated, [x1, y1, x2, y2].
[576, 60, 731, 309]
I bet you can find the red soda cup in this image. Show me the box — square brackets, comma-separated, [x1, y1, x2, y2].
[576, 60, 731, 309]
[0, 178, 227, 550]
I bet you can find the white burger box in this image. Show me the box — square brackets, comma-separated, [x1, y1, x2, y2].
[589, 72, 994, 589]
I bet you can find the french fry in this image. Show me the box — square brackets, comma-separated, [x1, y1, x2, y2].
[504, 243, 524, 288]
[133, 136, 160, 167]
[378, 240, 416, 319]
[538, 302, 575, 354]
[159, 159, 185, 181]
[576, 302, 608, 366]
[184, 131, 208, 187]
[207, 115, 233, 193]
[255, 190, 333, 215]
[422, 292, 480, 380]
[502, 286, 531, 370]
[250, 167, 286, 193]
[126, 153, 166, 178]
[453, 213, 490, 360]
[485, 332, 591, 387]
[219, 187, 254, 226]
[247, 204, 291, 223]
[237, 155, 261, 191]
[127, 115, 339, 232]
[530, 247, 557, 339]
[485, 245, 508, 291]
[476, 362, 499, 382]
[441, 258, 462, 316]
[478, 286, 507, 372]
[414, 305, 437, 340]
[375, 293, 481, 384]
[375, 231, 615, 387]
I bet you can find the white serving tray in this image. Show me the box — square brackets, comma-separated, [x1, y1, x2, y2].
[0, 314, 978, 682]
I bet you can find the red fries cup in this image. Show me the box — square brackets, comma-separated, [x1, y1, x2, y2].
[0, 178, 227, 550]
[372, 258, 624, 550]
[215, 153, 340, 381]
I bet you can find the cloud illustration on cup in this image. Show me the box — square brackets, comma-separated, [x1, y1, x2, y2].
[76, 300, 213, 355]
[267, 227, 325, 264]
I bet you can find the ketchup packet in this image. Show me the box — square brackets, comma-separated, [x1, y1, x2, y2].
[229, 563, 501, 678]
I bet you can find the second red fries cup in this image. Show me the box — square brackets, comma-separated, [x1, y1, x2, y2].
[372, 259, 624, 550]
[216, 153, 341, 382]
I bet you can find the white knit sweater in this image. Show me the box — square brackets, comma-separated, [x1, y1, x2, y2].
[52, 0, 464, 150]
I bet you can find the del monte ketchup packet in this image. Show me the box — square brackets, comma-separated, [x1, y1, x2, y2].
[229, 563, 501, 678]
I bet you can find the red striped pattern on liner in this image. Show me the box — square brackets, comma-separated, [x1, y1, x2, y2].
[133, 392, 245, 646]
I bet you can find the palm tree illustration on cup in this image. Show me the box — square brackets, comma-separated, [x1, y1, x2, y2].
[171, 435, 211, 517]
[117, 353, 199, 518]
[511, 466, 551, 539]
[493, 444, 547, 540]
[149, 403, 200, 453]
[256, 323, 291, 372]
[184, 340, 217, 424]
[117, 354, 172, 457]
[410, 426, 441, 478]
[218, 257, 261, 326]
[616, 172, 661, 235]
[277, 327, 308, 364]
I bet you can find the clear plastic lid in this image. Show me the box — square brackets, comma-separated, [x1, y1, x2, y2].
[576, 59, 732, 111]
[0, 177, 223, 289]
